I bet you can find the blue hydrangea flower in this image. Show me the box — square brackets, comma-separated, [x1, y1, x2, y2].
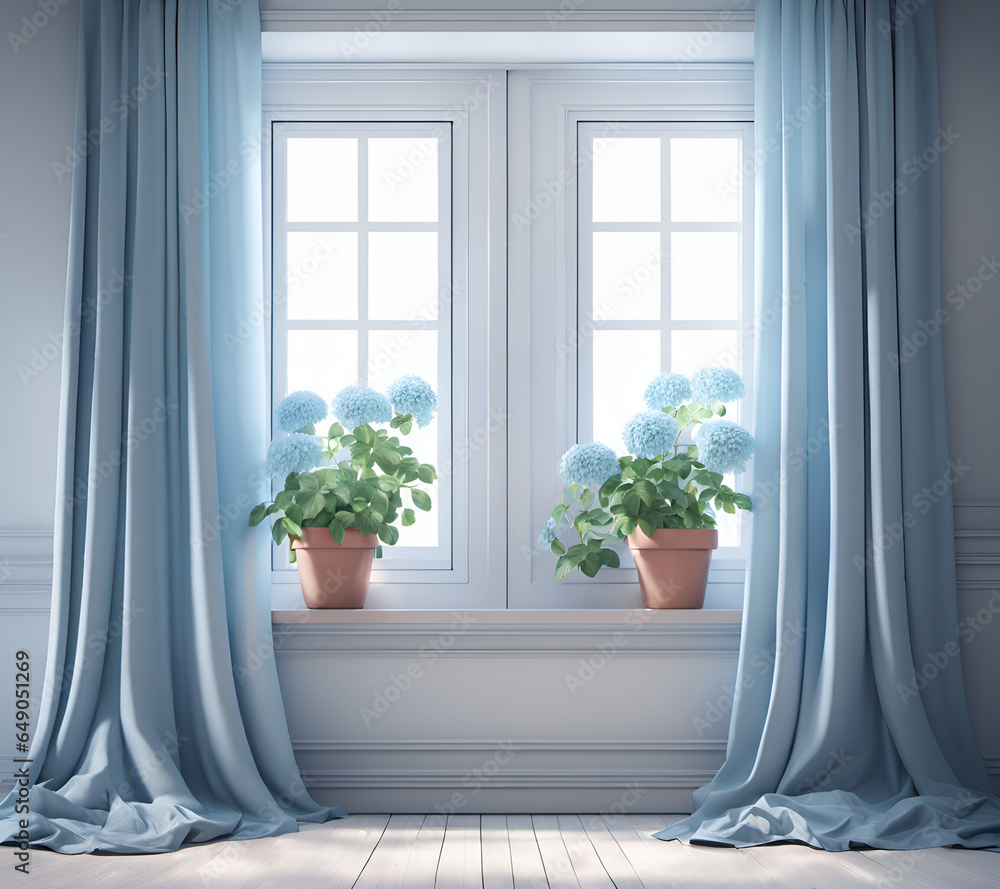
[559, 442, 621, 487]
[265, 433, 323, 478]
[331, 385, 393, 431]
[538, 517, 558, 550]
[386, 375, 438, 428]
[695, 420, 755, 474]
[622, 411, 680, 459]
[691, 367, 745, 405]
[644, 373, 692, 410]
[274, 390, 328, 433]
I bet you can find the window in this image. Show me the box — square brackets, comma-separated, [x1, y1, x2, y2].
[272, 122, 453, 567]
[577, 122, 752, 552]
[264, 66, 753, 610]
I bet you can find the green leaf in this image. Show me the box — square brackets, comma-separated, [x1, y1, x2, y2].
[417, 463, 437, 484]
[598, 548, 620, 568]
[298, 473, 320, 493]
[378, 524, 400, 546]
[249, 504, 268, 527]
[550, 538, 566, 556]
[272, 521, 288, 546]
[555, 554, 578, 581]
[733, 493, 752, 510]
[281, 517, 303, 538]
[579, 553, 602, 577]
[285, 503, 303, 526]
[637, 517, 656, 539]
[411, 488, 432, 511]
[301, 492, 327, 520]
[327, 519, 346, 544]
[274, 490, 295, 511]
[355, 425, 376, 445]
[327, 422, 344, 439]
[401, 508, 416, 526]
[632, 479, 658, 504]
[296, 422, 316, 435]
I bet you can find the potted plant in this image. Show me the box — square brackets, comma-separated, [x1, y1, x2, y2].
[539, 368, 754, 608]
[250, 377, 438, 608]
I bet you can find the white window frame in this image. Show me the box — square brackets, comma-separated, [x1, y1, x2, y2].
[264, 68, 507, 610]
[506, 67, 754, 610]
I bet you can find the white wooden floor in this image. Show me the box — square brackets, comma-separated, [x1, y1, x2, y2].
[20, 813, 1000, 889]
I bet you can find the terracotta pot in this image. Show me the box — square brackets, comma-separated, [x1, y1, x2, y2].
[626, 528, 718, 609]
[290, 527, 379, 608]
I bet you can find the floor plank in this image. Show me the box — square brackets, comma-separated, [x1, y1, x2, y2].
[18, 813, 1000, 888]
[858, 846, 1000, 889]
[436, 814, 484, 889]
[746, 843, 883, 889]
[575, 813, 647, 889]
[634, 813, 789, 889]
[506, 814, 549, 889]
[532, 814, 582, 889]
[481, 814, 515, 889]
[600, 814, 685, 889]
[553, 815, 617, 889]
[352, 814, 428, 889]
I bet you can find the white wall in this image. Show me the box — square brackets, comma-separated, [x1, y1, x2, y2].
[0, 0, 77, 787]
[1, 0, 998, 803]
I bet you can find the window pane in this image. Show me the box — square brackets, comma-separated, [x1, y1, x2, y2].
[593, 330, 661, 455]
[670, 137, 740, 222]
[714, 474, 740, 547]
[369, 137, 439, 223]
[286, 330, 358, 406]
[368, 232, 439, 321]
[287, 232, 358, 321]
[671, 232, 739, 321]
[670, 329, 739, 378]
[368, 329, 440, 548]
[592, 138, 661, 222]
[287, 138, 358, 222]
[592, 232, 661, 321]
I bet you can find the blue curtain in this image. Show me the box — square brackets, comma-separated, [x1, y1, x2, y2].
[0, 0, 343, 854]
[658, 0, 1000, 850]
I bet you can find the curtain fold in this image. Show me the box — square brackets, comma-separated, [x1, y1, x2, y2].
[657, 0, 1000, 850]
[0, 0, 343, 854]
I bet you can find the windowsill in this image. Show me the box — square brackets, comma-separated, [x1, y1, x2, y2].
[271, 608, 742, 625]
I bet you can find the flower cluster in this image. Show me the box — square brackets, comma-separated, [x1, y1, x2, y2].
[387, 375, 438, 428]
[274, 390, 328, 433]
[622, 411, 680, 460]
[538, 517, 558, 550]
[695, 420, 755, 474]
[644, 372, 692, 411]
[332, 386, 393, 431]
[265, 432, 323, 478]
[559, 442, 621, 487]
[691, 367, 745, 405]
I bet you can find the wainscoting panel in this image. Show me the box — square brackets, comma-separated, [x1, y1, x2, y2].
[0, 531, 52, 785]
[2, 517, 998, 804]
